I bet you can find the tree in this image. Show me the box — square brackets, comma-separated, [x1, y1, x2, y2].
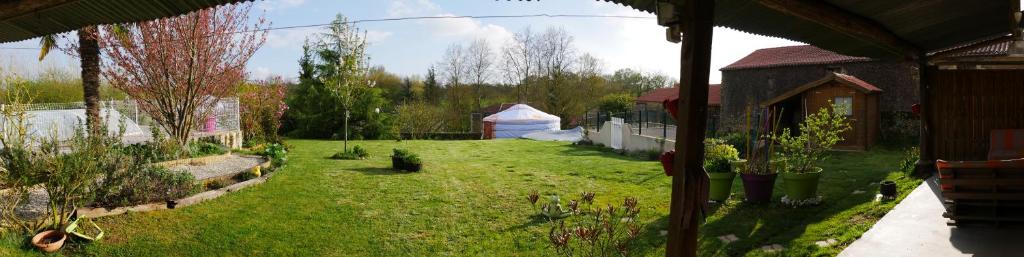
[282, 15, 394, 142]
[99, 3, 267, 146]
[609, 68, 675, 97]
[466, 38, 494, 112]
[501, 27, 539, 103]
[38, 27, 102, 136]
[424, 66, 441, 104]
[440, 43, 468, 88]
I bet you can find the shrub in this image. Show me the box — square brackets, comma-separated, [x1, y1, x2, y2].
[704, 138, 739, 173]
[92, 165, 199, 208]
[120, 126, 186, 163]
[718, 133, 747, 156]
[331, 151, 361, 160]
[263, 143, 288, 167]
[533, 191, 644, 257]
[392, 148, 410, 159]
[899, 147, 920, 175]
[775, 103, 851, 173]
[597, 93, 634, 114]
[188, 141, 228, 157]
[238, 78, 288, 144]
[235, 170, 258, 181]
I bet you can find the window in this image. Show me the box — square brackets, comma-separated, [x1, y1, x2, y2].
[834, 96, 853, 116]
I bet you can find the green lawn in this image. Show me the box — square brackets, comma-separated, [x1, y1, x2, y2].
[1, 139, 918, 256]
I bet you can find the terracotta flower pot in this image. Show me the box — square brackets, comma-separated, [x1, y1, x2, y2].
[707, 172, 736, 201]
[781, 167, 823, 201]
[740, 173, 778, 203]
[31, 230, 66, 253]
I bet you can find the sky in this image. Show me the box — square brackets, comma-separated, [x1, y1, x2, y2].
[0, 0, 804, 84]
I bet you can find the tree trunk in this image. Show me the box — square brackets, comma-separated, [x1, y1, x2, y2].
[79, 26, 102, 136]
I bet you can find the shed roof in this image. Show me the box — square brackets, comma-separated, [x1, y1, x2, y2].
[636, 84, 721, 106]
[721, 45, 872, 71]
[761, 72, 882, 107]
[601, 0, 1016, 59]
[0, 0, 254, 43]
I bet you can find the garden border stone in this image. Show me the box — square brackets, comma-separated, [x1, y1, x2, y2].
[76, 157, 274, 219]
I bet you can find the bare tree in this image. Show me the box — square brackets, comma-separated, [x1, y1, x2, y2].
[501, 27, 538, 103]
[440, 43, 468, 87]
[535, 27, 577, 121]
[465, 38, 494, 112]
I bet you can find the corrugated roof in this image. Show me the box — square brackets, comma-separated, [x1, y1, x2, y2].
[601, 0, 1015, 59]
[0, 0, 254, 43]
[636, 84, 721, 106]
[721, 45, 871, 71]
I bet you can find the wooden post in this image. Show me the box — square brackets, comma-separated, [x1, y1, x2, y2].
[666, 0, 714, 256]
[914, 58, 936, 177]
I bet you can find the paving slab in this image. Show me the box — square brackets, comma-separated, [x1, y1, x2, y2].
[839, 177, 1024, 257]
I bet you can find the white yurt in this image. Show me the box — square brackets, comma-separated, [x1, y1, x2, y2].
[482, 104, 560, 139]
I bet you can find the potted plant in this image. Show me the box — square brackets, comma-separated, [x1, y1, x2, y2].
[705, 139, 740, 202]
[775, 103, 850, 202]
[404, 154, 423, 172]
[736, 106, 785, 203]
[391, 148, 409, 170]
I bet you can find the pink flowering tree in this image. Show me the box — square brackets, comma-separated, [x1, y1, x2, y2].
[238, 77, 288, 144]
[99, 3, 267, 146]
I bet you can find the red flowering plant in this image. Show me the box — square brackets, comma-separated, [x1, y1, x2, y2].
[238, 77, 288, 145]
[527, 191, 645, 257]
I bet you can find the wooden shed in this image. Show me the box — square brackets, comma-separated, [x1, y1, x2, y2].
[761, 72, 882, 151]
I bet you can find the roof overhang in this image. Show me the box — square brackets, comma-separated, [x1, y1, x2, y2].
[0, 0, 254, 43]
[760, 72, 881, 107]
[602, 0, 1018, 60]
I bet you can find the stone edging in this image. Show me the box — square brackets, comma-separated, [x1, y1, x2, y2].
[76, 158, 275, 219]
[153, 153, 234, 168]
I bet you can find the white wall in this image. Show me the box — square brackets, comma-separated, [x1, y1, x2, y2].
[587, 121, 674, 153]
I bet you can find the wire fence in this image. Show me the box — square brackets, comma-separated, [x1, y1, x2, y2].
[0, 97, 240, 144]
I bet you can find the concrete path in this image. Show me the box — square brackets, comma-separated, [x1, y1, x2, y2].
[839, 177, 1024, 257]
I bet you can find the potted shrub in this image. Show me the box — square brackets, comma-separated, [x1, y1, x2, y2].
[404, 154, 423, 172]
[775, 103, 850, 202]
[704, 139, 740, 202]
[391, 148, 409, 170]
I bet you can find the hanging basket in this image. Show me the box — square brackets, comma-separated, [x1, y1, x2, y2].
[662, 99, 679, 121]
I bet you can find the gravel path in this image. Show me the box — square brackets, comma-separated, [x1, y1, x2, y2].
[168, 154, 265, 180]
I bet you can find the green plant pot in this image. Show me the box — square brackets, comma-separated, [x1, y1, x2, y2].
[707, 172, 736, 201]
[782, 167, 823, 201]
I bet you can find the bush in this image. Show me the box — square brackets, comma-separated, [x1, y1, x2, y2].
[188, 141, 229, 157]
[119, 126, 185, 163]
[238, 79, 288, 144]
[263, 143, 288, 167]
[93, 165, 199, 208]
[718, 133, 747, 156]
[597, 93, 634, 114]
[235, 170, 258, 181]
[704, 138, 739, 173]
[880, 111, 920, 146]
[391, 148, 422, 172]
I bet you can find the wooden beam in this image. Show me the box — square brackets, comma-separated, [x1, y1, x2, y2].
[755, 0, 919, 59]
[914, 58, 936, 178]
[665, 0, 714, 256]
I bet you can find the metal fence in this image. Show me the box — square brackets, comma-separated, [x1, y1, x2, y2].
[582, 107, 719, 140]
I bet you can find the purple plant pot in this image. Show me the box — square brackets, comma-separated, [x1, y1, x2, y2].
[741, 173, 778, 203]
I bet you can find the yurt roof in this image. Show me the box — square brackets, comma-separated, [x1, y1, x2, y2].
[482, 104, 559, 123]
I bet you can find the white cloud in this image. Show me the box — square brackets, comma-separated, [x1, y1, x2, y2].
[258, 0, 306, 11]
[387, 0, 440, 17]
[425, 14, 514, 49]
[250, 66, 274, 80]
[365, 30, 394, 44]
[265, 27, 319, 49]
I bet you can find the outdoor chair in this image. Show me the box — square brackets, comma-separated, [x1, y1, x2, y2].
[936, 129, 1024, 225]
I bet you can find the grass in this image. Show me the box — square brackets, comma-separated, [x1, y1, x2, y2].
[0, 139, 918, 256]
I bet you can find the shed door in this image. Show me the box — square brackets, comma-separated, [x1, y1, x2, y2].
[805, 83, 864, 150]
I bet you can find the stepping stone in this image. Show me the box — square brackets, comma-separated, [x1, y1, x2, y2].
[852, 190, 865, 195]
[815, 238, 838, 247]
[717, 234, 740, 243]
[760, 244, 784, 252]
